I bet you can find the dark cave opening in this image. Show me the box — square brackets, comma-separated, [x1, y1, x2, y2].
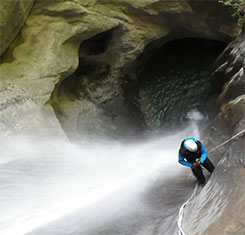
[134, 38, 227, 130]
[51, 35, 228, 139]
[79, 29, 114, 56]
[54, 56, 110, 106]
[54, 28, 115, 106]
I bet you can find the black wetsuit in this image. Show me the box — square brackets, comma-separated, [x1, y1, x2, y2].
[179, 138, 215, 184]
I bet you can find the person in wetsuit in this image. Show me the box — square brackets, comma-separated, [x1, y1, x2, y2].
[178, 137, 215, 184]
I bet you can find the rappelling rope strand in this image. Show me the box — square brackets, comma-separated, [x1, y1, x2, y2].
[208, 129, 245, 155]
[177, 183, 198, 235]
[177, 129, 245, 235]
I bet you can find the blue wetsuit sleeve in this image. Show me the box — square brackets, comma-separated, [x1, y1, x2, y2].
[200, 144, 207, 164]
[179, 153, 192, 167]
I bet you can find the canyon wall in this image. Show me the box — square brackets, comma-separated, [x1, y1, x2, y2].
[0, 0, 240, 138]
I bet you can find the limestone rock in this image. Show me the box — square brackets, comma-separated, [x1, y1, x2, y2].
[211, 28, 245, 97]
[0, 0, 34, 56]
[186, 20, 244, 235]
[218, 68, 244, 103]
[183, 156, 245, 235]
[210, 26, 244, 134]
[219, 95, 245, 132]
[0, 0, 241, 138]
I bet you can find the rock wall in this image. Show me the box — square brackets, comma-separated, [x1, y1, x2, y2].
[0, 0, 240, 138]
[211, 22, 245, 136]
[0, 0, 34, 56]
[182, 17, 245, 235]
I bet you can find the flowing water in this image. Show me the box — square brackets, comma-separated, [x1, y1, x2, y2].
[0, 38, 226, 235]
[0, 125, 201, 235]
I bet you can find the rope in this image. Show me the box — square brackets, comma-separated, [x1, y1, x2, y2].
[177, 183, 198, 235]
[208, 129, 245, 155]
[177, 129, 245, 235]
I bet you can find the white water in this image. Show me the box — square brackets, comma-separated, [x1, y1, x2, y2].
[0, 126, 200, 235]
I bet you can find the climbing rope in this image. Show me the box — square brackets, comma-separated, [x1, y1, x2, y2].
[208, 129, 245, 155]
[177, 183, 198, 235]
[177, 129, 245, 235]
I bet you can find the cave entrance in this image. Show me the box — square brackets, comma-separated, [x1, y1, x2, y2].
[135, 38, 227, 130]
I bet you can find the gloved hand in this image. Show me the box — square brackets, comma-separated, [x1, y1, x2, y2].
[192, 160, 201, 168]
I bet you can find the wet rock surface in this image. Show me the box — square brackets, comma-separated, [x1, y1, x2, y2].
[182, 20, 245, 235]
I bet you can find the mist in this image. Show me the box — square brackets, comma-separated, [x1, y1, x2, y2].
[0, 124, 201, 235]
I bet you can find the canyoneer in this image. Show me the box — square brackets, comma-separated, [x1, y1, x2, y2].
[178, 137, 215, 184]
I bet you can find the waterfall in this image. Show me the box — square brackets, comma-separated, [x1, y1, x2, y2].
[0, 125, 199, 235]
